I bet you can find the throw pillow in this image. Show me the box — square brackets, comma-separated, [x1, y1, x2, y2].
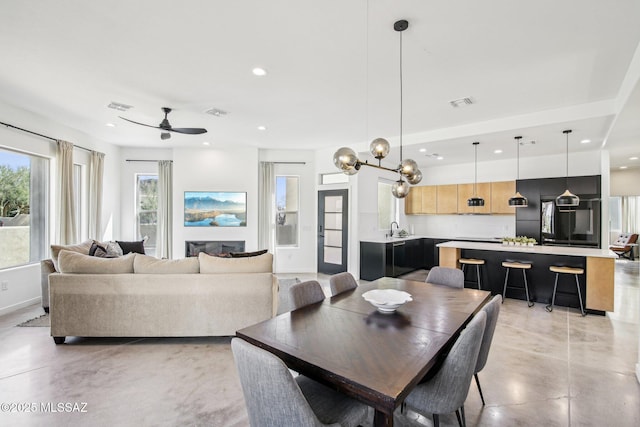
[230, 249, 268, 258]
[58, 250, 136, 274]
[104, 241, 124, 257]
[89, 241, 109, 258]
[199, 252, 273, 274]
[116, 240, 146, 255]
[50, 240, 93, 271]
[133, 254, 200, 274]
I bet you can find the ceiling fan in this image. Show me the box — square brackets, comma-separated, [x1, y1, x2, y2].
[120, 107, 207, 140]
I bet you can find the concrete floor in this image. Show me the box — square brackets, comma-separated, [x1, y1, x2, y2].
[1, 260, 638, 426]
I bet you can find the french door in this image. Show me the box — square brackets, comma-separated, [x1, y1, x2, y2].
[317, 190, 348, 274]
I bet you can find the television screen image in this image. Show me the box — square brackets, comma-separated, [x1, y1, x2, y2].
[184, 191, 247, 227]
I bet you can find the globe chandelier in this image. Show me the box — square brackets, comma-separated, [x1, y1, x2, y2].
[333, 19, 422, 199]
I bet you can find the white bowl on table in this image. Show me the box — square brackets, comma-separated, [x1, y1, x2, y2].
[362, 289, 413, 313]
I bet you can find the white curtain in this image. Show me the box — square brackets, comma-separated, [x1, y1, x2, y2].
[88, 151, 105, 240]
[156, 160, 173, 259]
[622, 196, 639, 233]
[56, 140, 77, 244]
[258, 162, 275, 253]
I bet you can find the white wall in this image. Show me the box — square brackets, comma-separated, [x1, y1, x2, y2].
[0, 99, 121, 313]
[611, 169, 640, 196]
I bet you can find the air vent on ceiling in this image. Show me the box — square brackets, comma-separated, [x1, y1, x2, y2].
[204, 107, 229, 117]
[107, 101, 133, 111]
[449, 97, 474, 108]
[520, 140, 536, 146]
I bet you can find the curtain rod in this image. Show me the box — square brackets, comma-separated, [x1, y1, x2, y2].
[1, 120, 93, 153]
[125, 159, 173, 162]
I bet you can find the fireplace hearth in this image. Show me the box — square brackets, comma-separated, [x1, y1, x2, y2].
[185, 240, 245, 257]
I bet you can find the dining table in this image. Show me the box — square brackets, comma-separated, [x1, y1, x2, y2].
[235, 277, 491, 427]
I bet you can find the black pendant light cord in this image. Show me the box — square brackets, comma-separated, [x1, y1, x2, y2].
[516, 136, 521, 179]
[399, 28, 403, 164]
[474, 142, 478, 195]
[564, 129, 571, 186]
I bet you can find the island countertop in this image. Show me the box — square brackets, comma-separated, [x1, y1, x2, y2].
[437, 240, 617, 259]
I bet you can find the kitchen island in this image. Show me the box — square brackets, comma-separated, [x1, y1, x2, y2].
[438, 241, 616, 314]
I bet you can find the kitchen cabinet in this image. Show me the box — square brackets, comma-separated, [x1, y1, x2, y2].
[360, 238, 425, 281]
[405, 186, 422, 214]
[457, 182, 491, 214]
[436, 184, 458, 214]
[421, 186, 437, 214]
[491, 181, 516, 214]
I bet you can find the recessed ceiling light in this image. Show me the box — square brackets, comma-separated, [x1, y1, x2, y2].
[257, 125, 267, 131]
[436, 156, 444, 160]
[202, 141, 210, 146]
[105, 123, 116, 127]
[252, 67, 267, 76]
[580, 139, 591, 144]
[630, 156, 638, 160]
[620, 166, 628, 169]
[494, 149, 503, 154]
[419, 148, 427, 153]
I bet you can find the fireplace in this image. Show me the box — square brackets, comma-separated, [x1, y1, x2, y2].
[185, 240, 245, 257]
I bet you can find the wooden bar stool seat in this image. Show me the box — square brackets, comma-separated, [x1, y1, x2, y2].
[546, 266, 586, 316]
[501, 261, 534, 307]
[459, 258, 485, 290]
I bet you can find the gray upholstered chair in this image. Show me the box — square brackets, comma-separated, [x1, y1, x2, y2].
[397, 311, 486, 427]
[329, 272, 358, 296]
[474, 294, 501, 406]
[231, 338, 369, 427]
[289, 280, 325, 310]
[425, 267, 465, 289]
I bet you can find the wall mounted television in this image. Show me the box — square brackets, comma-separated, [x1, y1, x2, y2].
[184, 191, 247, 227]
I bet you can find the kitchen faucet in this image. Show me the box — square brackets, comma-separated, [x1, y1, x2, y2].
[390, 221, 399, 237]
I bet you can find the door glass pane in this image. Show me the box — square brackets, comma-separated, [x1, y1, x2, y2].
[325, 196, 342, 212]
[324, 213, 342, 229]
[325, 230, 342, 247]
[324, 246, 342, 264]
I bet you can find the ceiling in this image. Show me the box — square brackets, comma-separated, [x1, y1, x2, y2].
[1, 0, 639, 170]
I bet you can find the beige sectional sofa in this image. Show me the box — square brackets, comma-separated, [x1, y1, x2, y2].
[48, 250, 277, 344]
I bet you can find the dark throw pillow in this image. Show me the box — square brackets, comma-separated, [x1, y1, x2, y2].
[116, 240, 146, 255]
[89, 241, 109, 258]
[230, 249, 268, 258]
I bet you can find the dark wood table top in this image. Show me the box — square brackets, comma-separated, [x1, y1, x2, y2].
[236, 277, 491, 427]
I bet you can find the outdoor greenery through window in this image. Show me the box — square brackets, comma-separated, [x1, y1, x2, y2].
[136, 174, 157, 256]
[0, 148, 48, 269]
[276, 176, 299, 246]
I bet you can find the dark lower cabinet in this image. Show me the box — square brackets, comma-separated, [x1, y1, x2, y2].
[360, 239, 426, 281]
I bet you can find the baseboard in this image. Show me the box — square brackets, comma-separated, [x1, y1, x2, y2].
[0, 297, 41, 317]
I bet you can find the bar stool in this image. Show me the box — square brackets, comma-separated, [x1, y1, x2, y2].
[501, 261, 534, 307]
[459, 258, 485, 290]
[546, 266, 586, 316]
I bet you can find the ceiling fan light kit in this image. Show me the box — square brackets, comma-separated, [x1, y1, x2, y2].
[120, 107, 207, 140]
[556, 129, 580, 209]
[333, 19, 422, 199]
[508, 135, 528, 207]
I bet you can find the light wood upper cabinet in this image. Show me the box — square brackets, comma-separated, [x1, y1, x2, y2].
[437, 184, 458, 214]
[457, 182, 491, 214]
[491, 181, 516, 214]
[421, 186, 437, 214]
[405, 185, 422, 214]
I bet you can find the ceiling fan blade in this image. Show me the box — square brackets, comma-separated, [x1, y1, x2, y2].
[170, 127, 208, 135]
[119, 116, 161, 130]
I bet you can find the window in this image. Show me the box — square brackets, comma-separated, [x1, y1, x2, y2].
[276, 176, 299, 246]
[73, 163, 85, 241]
[609, 197, 621, 232]
[0, 148, 49, 269]
[320, 172, 349, 185]
[377, 180, 397, 230]
[135, 174, 158, 256]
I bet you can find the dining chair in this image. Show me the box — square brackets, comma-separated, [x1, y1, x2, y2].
[329, 272, 358, 296]
[474, 294, 501, 406]
[425, 267, 465, 289]
[231, 338, 369, 427]
[289, 280, 325, 310]
[397, 310, 486, 427]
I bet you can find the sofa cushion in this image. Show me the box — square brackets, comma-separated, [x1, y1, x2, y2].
[230, 249, 268, 258]
[58, 250, 136, 274]
[134, 254, 200, 274]
[117, 240, 146, 255]
[199, 252, 273, 274]
[50, 240, 93, 271]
